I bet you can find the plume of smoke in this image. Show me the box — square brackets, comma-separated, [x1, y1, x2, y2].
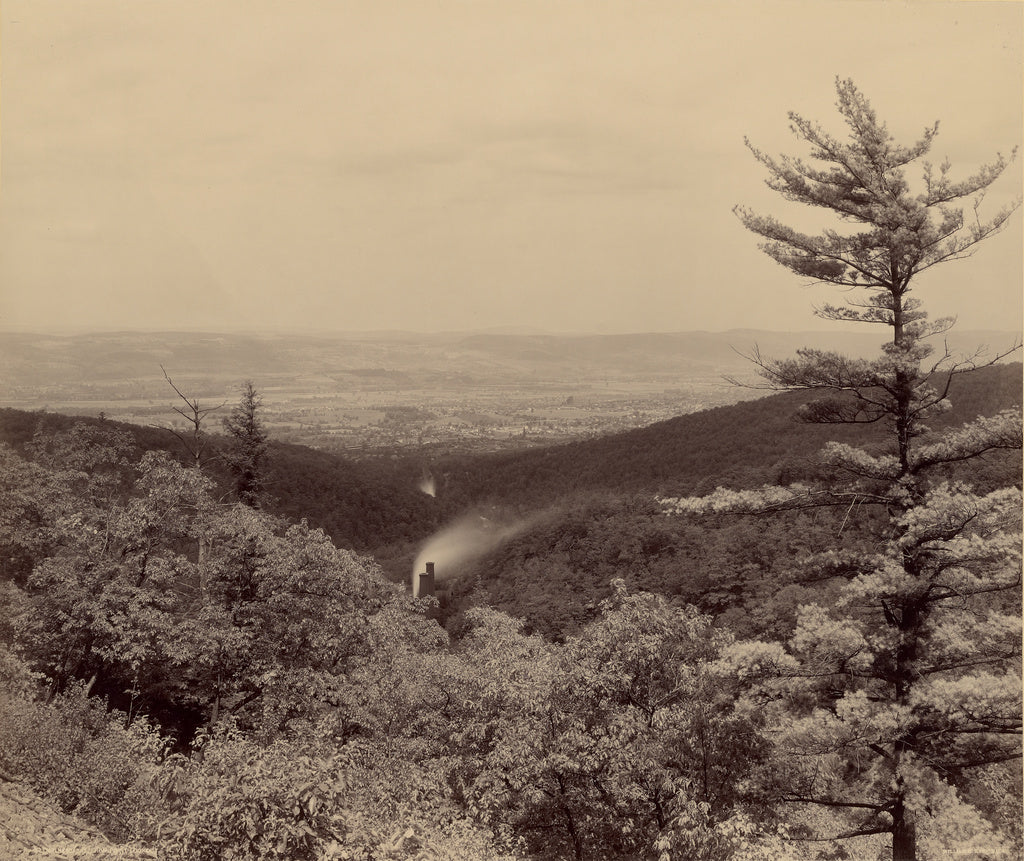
[418, 469, 436, 497]
[411, 511, 532, 596]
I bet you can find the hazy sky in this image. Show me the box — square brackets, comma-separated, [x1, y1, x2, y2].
[1, 0, 1021, 334]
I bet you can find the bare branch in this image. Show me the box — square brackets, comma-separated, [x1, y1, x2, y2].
[158, 365, 225, 469]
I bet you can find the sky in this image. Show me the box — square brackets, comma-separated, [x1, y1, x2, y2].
[1, 0, 1021, 335]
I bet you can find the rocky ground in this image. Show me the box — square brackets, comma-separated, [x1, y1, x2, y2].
[0, 778, 155, 861]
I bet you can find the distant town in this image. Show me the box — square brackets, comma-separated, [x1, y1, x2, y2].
[2, 327, 1019, 457]
[0, 330, 767, 456]
[0, 371, 737, 457]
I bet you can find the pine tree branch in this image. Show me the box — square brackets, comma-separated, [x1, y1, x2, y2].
[918, 651, 1024, 677]
[794, 825, 894, 841]
[780, 794, 889, 812]
[940, 751, 1023, 770]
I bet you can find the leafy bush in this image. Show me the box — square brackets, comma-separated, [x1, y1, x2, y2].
[0, 640, 40, 699]
[0, 670, 168, 840]
[166, 727, 349, 861]
[164, 725, 522, 861]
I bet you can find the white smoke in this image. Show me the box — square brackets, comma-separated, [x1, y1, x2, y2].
[411, 511, 531, 596]
[418, 469, 436, 497]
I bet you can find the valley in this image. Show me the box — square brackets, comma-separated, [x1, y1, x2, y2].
[3, 327, 1018, 456]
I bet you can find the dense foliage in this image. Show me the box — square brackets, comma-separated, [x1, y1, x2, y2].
[0, 425, 786, 859]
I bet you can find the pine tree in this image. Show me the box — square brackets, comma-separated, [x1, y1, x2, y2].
[664, 78, 1022, 860]
[222, 381, 268, 508]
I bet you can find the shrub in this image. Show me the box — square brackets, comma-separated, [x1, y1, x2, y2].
[163, 725, 523, 861]
[165, 727, 350, 861]
[0, 671, 168, 841]
[0, 640, 40, 699]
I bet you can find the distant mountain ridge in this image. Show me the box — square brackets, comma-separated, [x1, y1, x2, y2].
[1, 329, 1019, 395]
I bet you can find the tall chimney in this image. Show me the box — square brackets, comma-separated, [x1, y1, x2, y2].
[417, 562, 435, 598]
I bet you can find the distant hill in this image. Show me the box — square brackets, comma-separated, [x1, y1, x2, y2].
[2, 328, 1019, 397]
[436, 362, 1023, 507]
[428, 362, 1022, 639]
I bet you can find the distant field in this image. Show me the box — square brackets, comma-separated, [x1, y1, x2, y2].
[3, 328, 1018, 456]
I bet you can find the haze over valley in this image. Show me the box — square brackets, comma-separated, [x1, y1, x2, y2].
[3, 327, 1019, 456]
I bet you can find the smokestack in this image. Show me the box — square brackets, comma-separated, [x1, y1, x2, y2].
[417, 561, 435, 598]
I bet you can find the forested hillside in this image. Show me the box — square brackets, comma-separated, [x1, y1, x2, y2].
[0, 408, 446, 553]
[3, 360, 1018, 617]
[3, 360, 1017, 563]
[2, 363, 1019, 647]
[436, 362, 1022, 505]
[430, 363, 1022, 638]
